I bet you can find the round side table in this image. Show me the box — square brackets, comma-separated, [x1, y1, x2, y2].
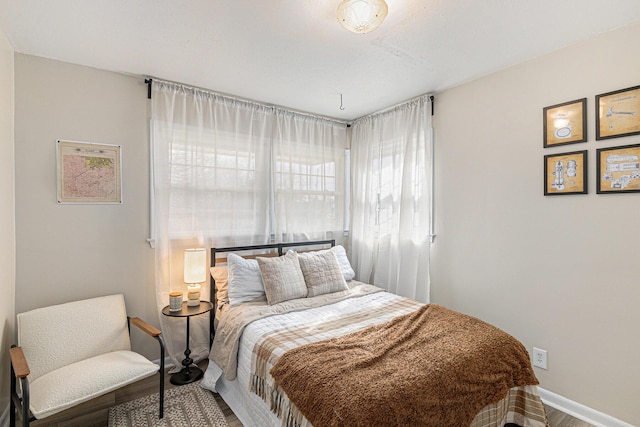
[161, 301, 213, 385]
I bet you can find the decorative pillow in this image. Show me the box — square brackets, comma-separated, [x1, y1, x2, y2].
[210, 266, 229, 309]
[227, 253, 265, 306]
[257, 251, 307, 305]
[330, 245, 355, 281]
[297, 250, 348, 297]
[297, 245, 355, 281]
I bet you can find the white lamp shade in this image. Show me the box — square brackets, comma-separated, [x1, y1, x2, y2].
[337, 0, 388, 34]
[184, 248, 207, 284]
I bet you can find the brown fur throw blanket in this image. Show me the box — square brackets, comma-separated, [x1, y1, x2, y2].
[270, 304, 538, 427]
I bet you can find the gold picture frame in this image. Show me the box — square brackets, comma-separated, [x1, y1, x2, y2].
[544, 150, 588, 196]
[596, 85, 640, 140]
[543, 98, 587, 148]
[56, 140, 122, 204]
[596, 143, 640, 194]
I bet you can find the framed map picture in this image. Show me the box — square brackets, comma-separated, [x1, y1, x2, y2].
[544, 150, 587, 196]
[543, 98, 587, 148]
[596, 144, 640, 194]
[56, 140, 122, 204]
[595, 85, 640, 140]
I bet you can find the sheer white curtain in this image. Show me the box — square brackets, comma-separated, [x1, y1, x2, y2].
[151, 80, 348, 367]
[350, 95, 432, 302]
[152, 81, 273, 368]
[273, 110, 346, 242]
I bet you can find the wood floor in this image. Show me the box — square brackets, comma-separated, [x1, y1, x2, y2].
[21, 360, 591, 427]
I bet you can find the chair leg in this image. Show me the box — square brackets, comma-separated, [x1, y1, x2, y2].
[9, 394, 15, 427]
[8, 398, 27, 427]
[159, 370, 165, 419]
[20, 378, 30, 427]
[156, 335, 165, 419]
[10, 376, 15, 427]
[10, 362, 30, 427]
[10, 359, 16, 427]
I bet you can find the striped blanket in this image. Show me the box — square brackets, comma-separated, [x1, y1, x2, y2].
[211, 281, 385, 381]
[246, 292, 549, 427]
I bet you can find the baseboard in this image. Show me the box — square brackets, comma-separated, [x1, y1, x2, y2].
[152, 356, 206, 372]
[152, 356, 175, 369]
[538, 387, 634, 427]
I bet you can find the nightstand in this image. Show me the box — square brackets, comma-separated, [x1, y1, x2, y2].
[161, 301, 213, 385]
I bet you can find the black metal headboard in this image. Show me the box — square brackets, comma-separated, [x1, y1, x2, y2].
[208, 239, 335, 344]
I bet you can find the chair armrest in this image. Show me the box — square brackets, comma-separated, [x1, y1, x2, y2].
[10, 346, 30, 378]
[130, 317, 161, 337]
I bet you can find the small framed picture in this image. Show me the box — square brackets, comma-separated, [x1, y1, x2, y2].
[595, 85, 640, 140]
[596, 143, 640, 194]
[544, 150, 588, 196]
[543, 98, 587, 148]
[57, 140, 122, 204]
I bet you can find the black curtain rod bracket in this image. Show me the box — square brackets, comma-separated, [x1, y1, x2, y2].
[430, 95, 435, 116]
[145, 78, 153, 99]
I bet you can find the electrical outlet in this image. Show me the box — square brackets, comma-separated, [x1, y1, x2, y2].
[532, 347, 547, 369]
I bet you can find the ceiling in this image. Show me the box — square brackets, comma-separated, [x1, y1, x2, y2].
[2, 0, 640, 121]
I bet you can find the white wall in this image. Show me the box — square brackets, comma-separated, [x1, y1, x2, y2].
[14, 55, 158, 358]
[0, 28, 15, 423]
[432, 22, 640, 425]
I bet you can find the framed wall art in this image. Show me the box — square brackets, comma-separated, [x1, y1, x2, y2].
[544, 150, 587, 196]
[595, 85, 640, 140]
[543, 98, 587, 148]
[596, 143, 640, 194]
[56, 139, 122, 204]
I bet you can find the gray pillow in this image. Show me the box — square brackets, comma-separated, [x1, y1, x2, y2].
[297, 250, 348, 297]
[257, 251, 307, 305]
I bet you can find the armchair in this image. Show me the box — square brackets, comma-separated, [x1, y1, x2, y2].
[9, 294, 165, 427]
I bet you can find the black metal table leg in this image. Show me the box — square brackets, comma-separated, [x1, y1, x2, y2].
[161, 302, 212, 386]
[170, 316, 204, 385]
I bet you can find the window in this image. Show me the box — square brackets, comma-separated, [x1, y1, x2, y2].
[151, 83, 348, 246]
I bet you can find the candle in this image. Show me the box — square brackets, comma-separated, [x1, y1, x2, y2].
[169, 292, 183, 312]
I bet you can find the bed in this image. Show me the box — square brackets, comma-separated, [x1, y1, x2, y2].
[200, 241, 549, 427]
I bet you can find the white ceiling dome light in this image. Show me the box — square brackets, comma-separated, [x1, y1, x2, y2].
[337, 0, 389, 34]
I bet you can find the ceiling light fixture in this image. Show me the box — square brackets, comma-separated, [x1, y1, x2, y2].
[337, 0, 388, 34]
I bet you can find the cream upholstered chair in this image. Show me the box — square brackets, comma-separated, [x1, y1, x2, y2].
[9, 294, 165, 427]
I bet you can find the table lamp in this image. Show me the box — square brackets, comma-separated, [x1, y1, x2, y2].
[184, 248, 206, 307]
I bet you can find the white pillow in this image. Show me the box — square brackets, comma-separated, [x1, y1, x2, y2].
[331, 245, 355, 281]
[297, 245, 355, 281]
[227, 253, 265, 306]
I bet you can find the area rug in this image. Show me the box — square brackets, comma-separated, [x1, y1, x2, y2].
[108, 382, 229, 427]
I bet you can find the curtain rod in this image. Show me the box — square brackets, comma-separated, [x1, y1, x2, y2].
[144, 77, 351, 126]
[355, 93, 435, 123]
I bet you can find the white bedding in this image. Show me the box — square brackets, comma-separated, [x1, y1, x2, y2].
[201, 289, 548, 427]
[201, 291, 413, 427]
